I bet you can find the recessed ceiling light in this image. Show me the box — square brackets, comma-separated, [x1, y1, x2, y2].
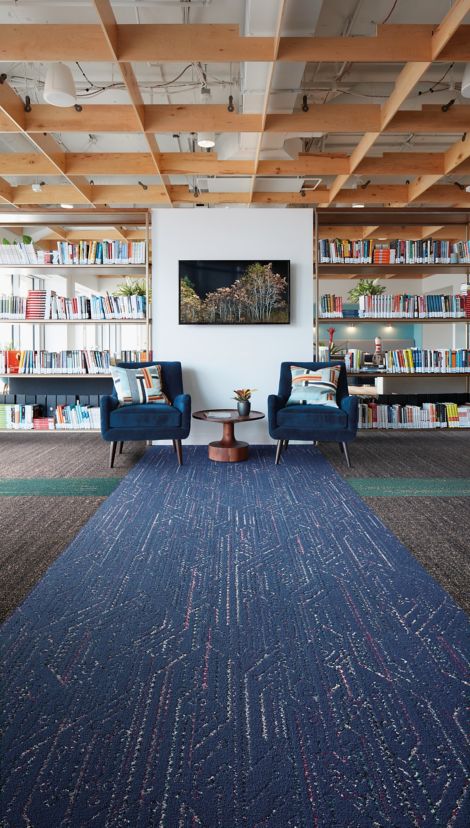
[60, 203, 74, 209]
[352, 203, 365, 208]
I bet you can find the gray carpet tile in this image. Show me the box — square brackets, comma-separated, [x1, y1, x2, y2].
[320, 431, 470, 615]
[0, 435, 146, 622]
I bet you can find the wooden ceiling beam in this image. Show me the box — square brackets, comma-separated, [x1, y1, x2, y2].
[0, 176, 14, 204]
[1, 23, 469, 63]
[2, 104, 468, 136]
[408, 132, 470, 202]
[4, 151, 466, 178]
[3, 182, 469, 207]
[92, 0, 172, 206]
[249, 0, 288, 204]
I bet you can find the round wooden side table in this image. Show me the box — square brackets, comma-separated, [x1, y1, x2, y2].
[192, 409, 265, 462]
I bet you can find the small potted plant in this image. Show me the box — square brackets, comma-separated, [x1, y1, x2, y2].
[233, 388, 256, 417]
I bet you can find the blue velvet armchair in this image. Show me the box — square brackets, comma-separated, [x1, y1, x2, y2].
[268, 361, 358, 467]
[100, 361, 191, 467]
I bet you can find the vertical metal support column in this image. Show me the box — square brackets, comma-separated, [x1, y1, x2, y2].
[313, 207, 319, 359]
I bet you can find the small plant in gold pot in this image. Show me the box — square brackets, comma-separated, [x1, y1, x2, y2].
[233, 388, 256, 417]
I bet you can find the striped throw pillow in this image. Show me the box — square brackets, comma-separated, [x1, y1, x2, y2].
[111, 364, 170, 406]
[287, 365, 341, 407]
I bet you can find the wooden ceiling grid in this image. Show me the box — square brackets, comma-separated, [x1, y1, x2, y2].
[0, 0, 469, 210]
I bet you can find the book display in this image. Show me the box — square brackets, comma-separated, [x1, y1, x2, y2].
[0, 211, 150, 434]
[316, 208, 470, 430]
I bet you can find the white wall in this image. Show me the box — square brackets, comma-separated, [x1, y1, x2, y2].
[152, 209, 314, 444]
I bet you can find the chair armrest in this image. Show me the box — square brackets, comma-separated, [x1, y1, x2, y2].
[100, 395, 119, 435]
[173, 393, 191, 432]
[340, 394, 359, 431]
[268, 394, 287, 427]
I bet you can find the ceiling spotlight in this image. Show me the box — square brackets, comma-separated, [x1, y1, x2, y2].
[74, 103, 82, 112]
[31, 182, 42, 193]
[441, 98, 455, 112]
[0, 73, 7, 85]
[60, 203, 74, 209]
[138, 181, 148, 190]
[43, 62, 76, 108]
[227, 94, 235, 113]
[197, 132, 216, 148]
[352, 203, 365, 208]
[24, 95, 32, 113]
[193, 185, 200, 198]
[360, 180, 371, 189]
[302, 95, 309, 112]
[454, 181, 466, 190]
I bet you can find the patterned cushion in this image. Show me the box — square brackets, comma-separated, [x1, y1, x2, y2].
[286, 365, 341, 408]
[111, 364, 170, 406]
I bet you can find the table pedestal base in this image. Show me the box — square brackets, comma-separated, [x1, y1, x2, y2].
[208, 439, 249, 463]
[208, 421, 249, 462]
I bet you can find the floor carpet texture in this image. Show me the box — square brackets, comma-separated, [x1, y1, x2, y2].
[1, 446, 469, 827]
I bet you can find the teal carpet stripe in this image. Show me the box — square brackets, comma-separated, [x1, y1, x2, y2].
[350, 477, 470, 497]
[0, 478, 119, 496]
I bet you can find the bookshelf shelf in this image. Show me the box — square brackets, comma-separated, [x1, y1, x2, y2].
[1, 373, 112, 379]
[319, 318, 470, 324]
[0, 264, 146, 270]
[347, 372, 470, 378]
[318, 264, 469, 278]
[1, 319, 149, 325]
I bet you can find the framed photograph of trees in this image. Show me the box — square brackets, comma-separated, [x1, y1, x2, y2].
[179, 260, 290, 325]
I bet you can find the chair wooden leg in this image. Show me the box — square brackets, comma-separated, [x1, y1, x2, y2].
[339, 442, 344, 453]
[342, 442, 351, 468]
[172, 439, 177, 452]
[119, 441, 124, 455]
[109, 441, 117, 468]
[283, 440, 289, 450]
[275, 440, 283, 465]
[175, 440, 183, 466]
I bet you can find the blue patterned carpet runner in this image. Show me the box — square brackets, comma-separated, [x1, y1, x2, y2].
[1, 446, 469, 827]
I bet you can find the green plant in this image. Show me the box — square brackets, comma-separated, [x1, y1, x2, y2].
[348, 278, 385, 304]
[113, 278, 150, 300]
[232, 388, 256, 402]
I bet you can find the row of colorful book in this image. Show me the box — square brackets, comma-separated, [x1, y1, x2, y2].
[0, 240, 146, 266]
[0, 350, 111, 375]
[357, 401, 470, 429]
[384, 348, 470, 373]
[1, 290, 147, 320]
[318, 238, 470, 264]
[0, 403, 100, 430]
[53, 240, 146, 266]
[357, 293, 468, 318]
[0, 349, 152, 375]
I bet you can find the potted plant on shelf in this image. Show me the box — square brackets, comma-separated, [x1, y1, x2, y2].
[233, 388, 256, 417]
[348, 278, 385, 305]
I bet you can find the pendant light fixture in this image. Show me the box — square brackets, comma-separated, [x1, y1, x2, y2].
[197, 132, 216, 148]
[197, 83, 215, 149]
[43, 62, 76, 107]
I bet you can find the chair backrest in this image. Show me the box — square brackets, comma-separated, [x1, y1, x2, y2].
[278, 361, 349, 403]
[114, 361, 183, 402]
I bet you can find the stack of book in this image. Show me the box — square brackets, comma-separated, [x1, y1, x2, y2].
[0, 349, 152, 375]
[0, 241, 38, 264]
[0, 295, 27, 319]
[358, 293, 467, 318]
[319, 294, 344, 317]
[0, 403, 41, 430]
[52, 239, 146, 265]
[384, 348, 470, 373]
[357, 401, 470, 429]
[54, 403, 101, 430]
[25, 290, 54, 320]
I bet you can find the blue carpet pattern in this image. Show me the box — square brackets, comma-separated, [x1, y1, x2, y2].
[1, 446, 469, 828]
